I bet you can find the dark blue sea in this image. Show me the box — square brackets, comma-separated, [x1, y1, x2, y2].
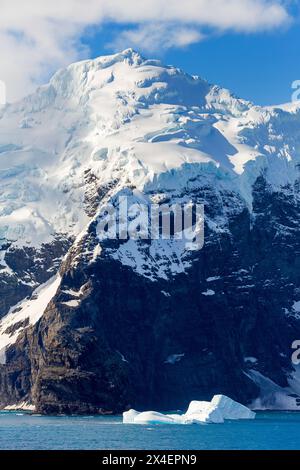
[0, 411, 300, 450]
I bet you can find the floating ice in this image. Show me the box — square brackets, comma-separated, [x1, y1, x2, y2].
[123, 395, 255, 425]
[184, 400, 224, 424]
[123, 409, 140, 424]
[134, 411, 176, 425]
[211, 395, 256, 420]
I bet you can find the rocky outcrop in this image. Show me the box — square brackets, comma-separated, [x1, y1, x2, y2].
[0, 237, 71, 319]
[1, 177, 300, 414]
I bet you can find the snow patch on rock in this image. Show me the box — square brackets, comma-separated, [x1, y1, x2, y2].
[0, 274, 61, 364]
[202, 289, 215, 296]
[3, 402, 35, 412]
[164, 353, 185, 364]
[246, 369, 300, 410]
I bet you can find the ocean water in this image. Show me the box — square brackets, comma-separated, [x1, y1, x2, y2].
[0, 411, 300, 450]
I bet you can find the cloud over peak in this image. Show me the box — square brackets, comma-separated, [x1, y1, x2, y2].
[0, 0, 292, 101]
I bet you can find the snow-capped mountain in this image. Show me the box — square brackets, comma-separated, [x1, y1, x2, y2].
[1, 49, 300, 413]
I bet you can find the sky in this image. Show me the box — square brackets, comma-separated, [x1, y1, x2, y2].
[0, 0, 299, 105]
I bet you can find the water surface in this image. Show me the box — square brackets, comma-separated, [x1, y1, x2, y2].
[0, 411, 299, 450]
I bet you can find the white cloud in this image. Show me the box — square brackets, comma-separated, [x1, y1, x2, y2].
[0, 0, 292, 101]
[109, 24, 205, 53]
[102, 0, 290, 31]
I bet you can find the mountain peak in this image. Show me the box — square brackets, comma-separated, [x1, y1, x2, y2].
[118, 47, 145, 60]
[92, 48, 145, 68]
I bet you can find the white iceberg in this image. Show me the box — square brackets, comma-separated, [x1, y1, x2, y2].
[211, 394, 256, 420]
[134, 411, 176, 425]
[123, 394, 255, 425]
[165, 414, 186, 424]
[123, 409, 140, 424]
[184, 400, 224, 424]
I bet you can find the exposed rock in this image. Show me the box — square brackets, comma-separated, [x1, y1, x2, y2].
[0, 237, 72, 319]
[1, 51, 300, 413]
[1, 176, 300, 413]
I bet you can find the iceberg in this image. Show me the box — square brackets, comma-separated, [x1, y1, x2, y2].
[184, 400, 224, 424]
[134, 411, 176, 425]
[123, 395, 255, 425]
[211, 394, 256, 420]
[123, 409, 140, 424]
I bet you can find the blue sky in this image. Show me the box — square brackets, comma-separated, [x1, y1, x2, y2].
[1, 1, 299, 104]
[86, 22, 300, 106]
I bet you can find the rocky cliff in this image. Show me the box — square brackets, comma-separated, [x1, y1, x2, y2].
[0, 50, 300, 413]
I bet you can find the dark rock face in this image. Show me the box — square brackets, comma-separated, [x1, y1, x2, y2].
[1, 177, 300, 414]
[0, 237, 71, 319]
